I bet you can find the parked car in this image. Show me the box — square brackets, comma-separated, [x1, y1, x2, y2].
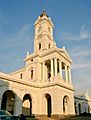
[0, 110, 19, 120]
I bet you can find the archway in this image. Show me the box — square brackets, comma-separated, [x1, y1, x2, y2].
[22, 94, 32, 115]
[45, 93, 52, 117]
[63, 95, 69, 115]
[1, 90, 15, 114]
[74, 102, 77, 115]
[78, 103, 81, 115]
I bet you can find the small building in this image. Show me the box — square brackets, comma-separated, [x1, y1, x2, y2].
[0, 11, 75, 119]
[74, 92, 91, 115]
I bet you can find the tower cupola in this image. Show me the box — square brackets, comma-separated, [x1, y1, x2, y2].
[34, 11, 56, 52]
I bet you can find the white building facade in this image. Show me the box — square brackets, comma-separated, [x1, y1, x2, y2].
[74, 92, 91, 115]
[0, 11, 75, 119]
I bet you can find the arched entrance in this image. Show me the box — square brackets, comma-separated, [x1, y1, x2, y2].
[63, 95, 69, 115]
[78, 103, 81, 115]
[1, 90, 15, 114]
[45, 93, 52, 117]
[22, 94, 32, 115]
[74, 102, 77, 115]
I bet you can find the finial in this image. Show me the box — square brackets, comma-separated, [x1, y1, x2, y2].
[26, 51, 30, 56]
[43, 9, 45, 12]
[63, 46, 65, 50]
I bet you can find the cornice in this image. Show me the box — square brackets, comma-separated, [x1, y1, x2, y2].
[25, 47, 72, 63]
[0, 72, 74, 91]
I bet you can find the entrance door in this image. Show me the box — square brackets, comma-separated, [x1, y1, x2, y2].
[45, 94, 52, 117]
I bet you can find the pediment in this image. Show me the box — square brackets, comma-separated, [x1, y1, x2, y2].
[57, 48, 72, 63]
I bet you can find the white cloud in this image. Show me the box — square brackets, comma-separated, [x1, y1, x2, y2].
[80, 25, 91, 39]
[69, 44, 91, 94]
[64, 25, 91, 41]
[0, 23, 33, 48]
[72, 62, 91, 69]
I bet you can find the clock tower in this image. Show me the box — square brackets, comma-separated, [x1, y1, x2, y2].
[34, 11, 56, 52]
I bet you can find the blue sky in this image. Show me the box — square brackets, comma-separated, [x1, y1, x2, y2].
[0, 0, 91, 95]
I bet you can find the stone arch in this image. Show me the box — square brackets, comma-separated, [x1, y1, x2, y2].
[22, 94, 32, 115]
[78, 103, 81, 115]
[74, 102, 77, 115]
[1, 90, 16, 115]
[63, 95, 69, 115]
[43, 93, 52, 117]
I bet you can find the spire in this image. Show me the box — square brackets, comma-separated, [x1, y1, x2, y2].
[40, 10, 49, 18]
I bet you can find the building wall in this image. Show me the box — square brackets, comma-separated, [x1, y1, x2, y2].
[0, 11, 75, 118]
[74, 93, 91, 115]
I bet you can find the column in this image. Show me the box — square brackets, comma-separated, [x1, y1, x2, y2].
[59, 61, 62, 79]
[65, 65, 68, 82]
[43, 62, 45, 80]
[68, 67, 72, 83]
[54, 58, 57, 76]
[51, 59, 54, 77]
[45, 64, 47, 80]
[14, 95, 22, 115]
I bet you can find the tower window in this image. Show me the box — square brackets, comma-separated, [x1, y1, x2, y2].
[38, 26, 42, 32]
[31, 70, 33, 79]
[31, 59, 33, 62]
[48, 44, 50, 49]
[48, 27, 51, 32]
[20, 73, 23, 79]
[39, 43, 41, 50]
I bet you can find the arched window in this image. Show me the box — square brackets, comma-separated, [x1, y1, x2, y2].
[78, 103, 81, 115]
[63, 95, 69, 115]
[38, 26, 42, 32]
[48, 44, 50, 49]
[39, 43, 41, 50]
[31, 69, 33, 79]
[45, 93, 52, 117]
[48, 27, 51, 33]
[20, 73, 23, 79]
